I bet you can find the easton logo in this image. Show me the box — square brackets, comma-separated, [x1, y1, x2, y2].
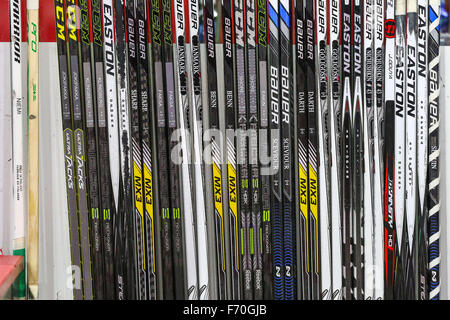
[103, 4, 115, 76]
[353, 13, 362, 77]
[406, 45, 416, 117]
[395, 46, 405, 118]
[385, 19, 396, 38]
[417, 5, 427, 78]
[342, 13, 351, 74]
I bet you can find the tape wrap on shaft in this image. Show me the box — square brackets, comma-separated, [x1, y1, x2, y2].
[27, 0, 39, 10]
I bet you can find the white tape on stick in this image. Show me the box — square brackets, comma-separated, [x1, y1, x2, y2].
[27, 0, 39, 10]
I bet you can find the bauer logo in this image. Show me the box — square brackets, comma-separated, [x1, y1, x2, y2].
[385, 19, 396, 38]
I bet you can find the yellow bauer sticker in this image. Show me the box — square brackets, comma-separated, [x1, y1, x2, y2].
[299, 163, 310, 270]
[228, 163, 239, 269]
[299, 164, 309, 219]
[213, 162, 225, 269]
[298, 164, 309, 271]
[143, 164, 155, 272]
[308, 164, 319, 272]
[133, 161, 145, 268]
